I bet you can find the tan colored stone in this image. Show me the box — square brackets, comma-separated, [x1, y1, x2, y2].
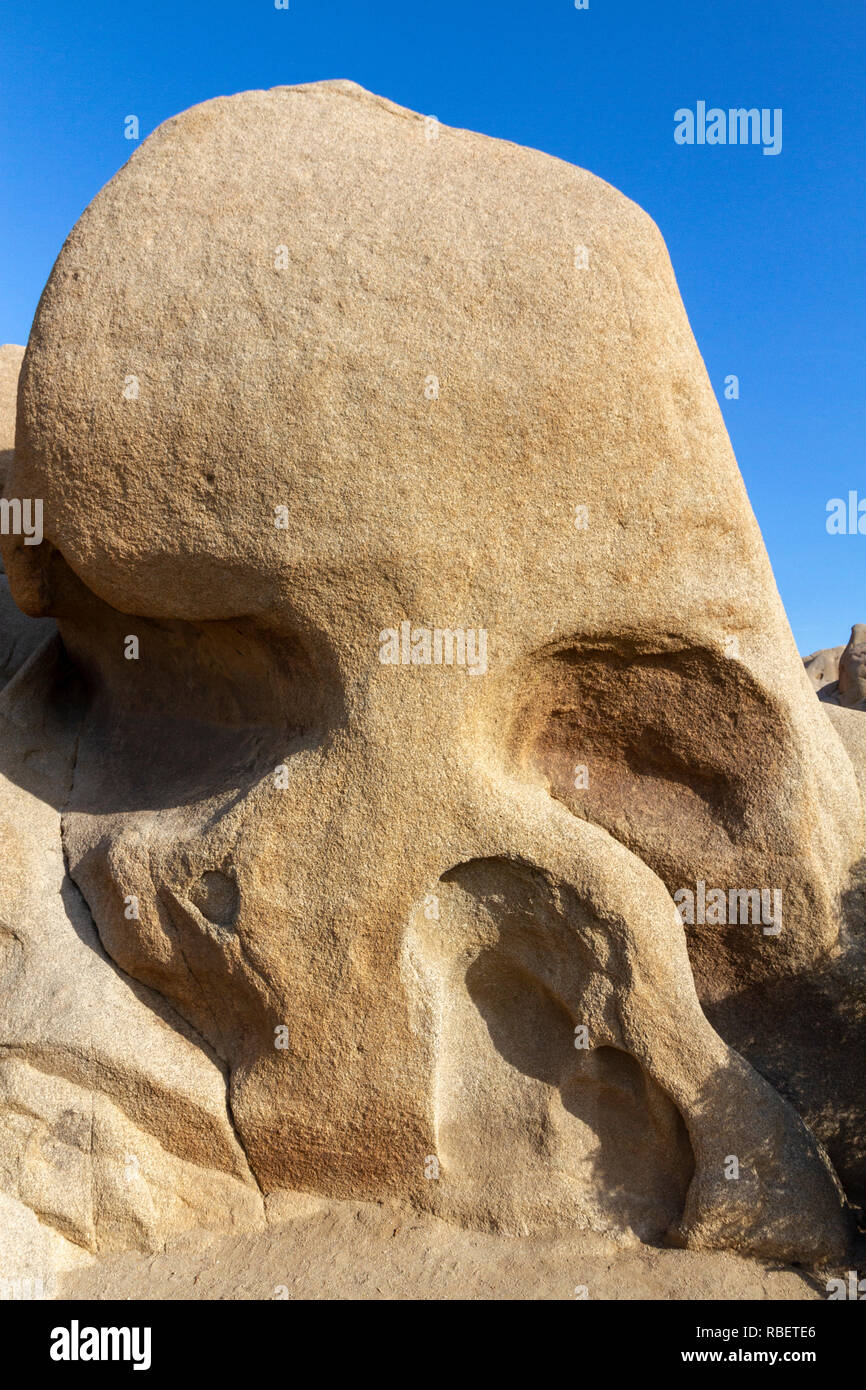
[837, 624, 866, 708]
[0, 345, 24, 463]
[803, 644, 843, 694]
[0, 1189, 92, 1297]
[0, 344, 55, 687]
[0, 640, 263, 1276]
[805, 626, 866, 710]
[0, 1056, 261, 1254]
[1, 82, 864, 1274]
[58, 1195, 838, 1301]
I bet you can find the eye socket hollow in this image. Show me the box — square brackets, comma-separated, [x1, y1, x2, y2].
[498, 641, 790, 878]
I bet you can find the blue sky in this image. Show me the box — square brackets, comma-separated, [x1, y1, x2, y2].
[2, 0, 863, 653]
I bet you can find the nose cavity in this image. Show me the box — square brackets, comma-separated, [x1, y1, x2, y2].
[406, 856, 695, 1238]
[188, 869, 240, 929]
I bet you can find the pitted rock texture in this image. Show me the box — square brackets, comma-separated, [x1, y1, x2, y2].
[0, 345, 55, 687]
[0, 641, 263, 1281]
[812, 625, 866, 710]
[1, 82, 865, 1276]
[804, 644, 844, 695]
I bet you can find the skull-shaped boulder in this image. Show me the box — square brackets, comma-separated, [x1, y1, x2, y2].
[3, 81, 862, 1260]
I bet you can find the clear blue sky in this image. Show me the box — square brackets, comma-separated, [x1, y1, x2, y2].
[2, 0, 863, 654]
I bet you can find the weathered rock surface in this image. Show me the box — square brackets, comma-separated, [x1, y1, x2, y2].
[837, 625, 866, 707]
[820, 624, 866, 711]
[0, 345, 55, 688]
[0, 579, 54, 690]
[803, 644, 844, 695]
[0, 640, 264, 1288]
[805, 627, 866, 710]
[58, 1195, 840, 1302]
[1, 82, 865, 1284]
[0, 345, 24, 469]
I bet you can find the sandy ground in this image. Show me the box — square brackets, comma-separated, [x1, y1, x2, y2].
[59, 1195, 835, 1301]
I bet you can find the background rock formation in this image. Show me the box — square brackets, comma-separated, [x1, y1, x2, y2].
[0, 345, 23, 481]
[0, 346, 54, 689]
[803, 643, 844, 696]
[807, 625, 866, 710]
